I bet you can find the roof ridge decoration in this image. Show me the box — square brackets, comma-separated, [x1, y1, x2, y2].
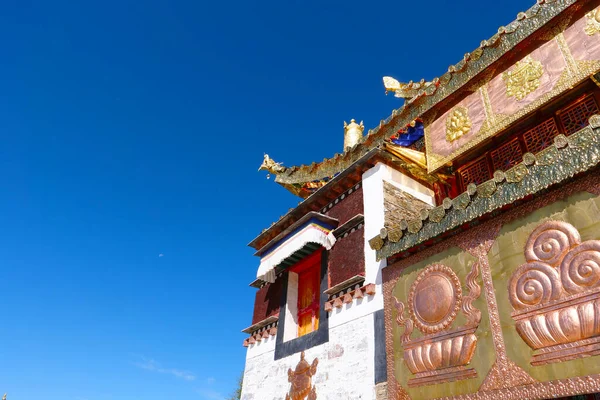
[369, 114, 600, 261]
[258, 0, 587, 187]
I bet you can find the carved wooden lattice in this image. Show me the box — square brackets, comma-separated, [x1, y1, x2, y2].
[558, 95, 600, 136]
[458, 155, 491, 188]
[491, 137, 523, 171]
[523, 117, 559, 154]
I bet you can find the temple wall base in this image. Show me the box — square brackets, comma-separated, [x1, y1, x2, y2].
[241, 312, 377, 400]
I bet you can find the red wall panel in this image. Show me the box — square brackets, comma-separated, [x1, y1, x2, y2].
[328, 228, 365, 287]
[326, 187, 363, 225]
[251, 277, 283, 325]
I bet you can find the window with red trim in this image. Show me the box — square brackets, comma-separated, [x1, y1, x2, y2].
[291, 252, 321, 338]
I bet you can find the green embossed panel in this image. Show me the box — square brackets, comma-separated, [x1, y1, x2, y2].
[392, 247, 494, 399]
[489, 191, 600, 383]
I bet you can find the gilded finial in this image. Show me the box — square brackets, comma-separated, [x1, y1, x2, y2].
[3, 393, 6, 400]
[343, 119, 364, 151]
[584, 7, 600, 36]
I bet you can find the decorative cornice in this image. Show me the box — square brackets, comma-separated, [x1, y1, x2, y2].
[241, 315, 279, 334]
[324, 275, 365, 296]
[324, 283, 376, 312]
[243, 318, 279, 347]
[370, 115, 600, 260]
[332, 215, 364, 239]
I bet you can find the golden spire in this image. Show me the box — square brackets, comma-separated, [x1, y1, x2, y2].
[343, 119, 364, 151]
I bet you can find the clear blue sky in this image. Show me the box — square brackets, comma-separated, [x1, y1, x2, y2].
[0, 1, 529, 399]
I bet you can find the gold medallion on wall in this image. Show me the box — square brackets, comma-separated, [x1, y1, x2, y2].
[394, 263, 482, 387]
[445, 106, 472, 142]
[502, 55, 544, 101]
[508, 220, 600, 366]
[285, 352, 318, 400]
[584, 8, 600, 36]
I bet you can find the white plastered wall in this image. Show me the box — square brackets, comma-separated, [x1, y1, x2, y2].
[242, 312, 376, 400]
[241, 162, 433, 399]
[362, 162, 435, 288]
[283, 271, 299, 342]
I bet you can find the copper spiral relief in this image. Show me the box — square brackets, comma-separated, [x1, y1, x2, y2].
[394, 262, 482, 387]
[508, 220, 600, 365]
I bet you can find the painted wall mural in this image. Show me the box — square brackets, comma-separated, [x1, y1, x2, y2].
[508, 220, 600, 366]
[424, 8, 600, 173]
[285, 352, 318, 400]
[383, 176, 600, 399]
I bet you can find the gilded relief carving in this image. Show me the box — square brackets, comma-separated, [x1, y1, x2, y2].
[445, 106, 472, 142]
[508, 220, 600, 365]
[394, 263, 482, 387]
[286, 352, 318, 400]
[584, 8, 600, 36]
[502, 55, 544, 101]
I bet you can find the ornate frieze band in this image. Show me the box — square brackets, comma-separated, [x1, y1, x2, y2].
[371, 116, 600, 261]
[425, 7, 600, 172]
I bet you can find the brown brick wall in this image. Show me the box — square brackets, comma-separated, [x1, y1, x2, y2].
[328, 228, 365, 287]
[326, 187, 363, 225]
[251, 277, 283, 325]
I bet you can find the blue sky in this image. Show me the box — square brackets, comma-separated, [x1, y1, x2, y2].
[0, 0, 529, 399]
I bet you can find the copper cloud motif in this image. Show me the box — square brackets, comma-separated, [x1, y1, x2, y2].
[508, 220, 600, 365]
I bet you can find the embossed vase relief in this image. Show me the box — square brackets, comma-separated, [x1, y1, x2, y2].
[394, 263, 482, 387]
[508, 221, 600, 366]
[286, 352, 318, 400]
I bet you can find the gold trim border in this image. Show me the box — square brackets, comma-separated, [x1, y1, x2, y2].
[434, 374, 600, 400]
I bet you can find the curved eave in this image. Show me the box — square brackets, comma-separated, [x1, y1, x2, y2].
[266, 0, 588, 185]
[250, 147, 432, 251]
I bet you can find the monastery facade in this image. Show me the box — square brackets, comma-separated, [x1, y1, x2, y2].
[241, 1, 600, 399]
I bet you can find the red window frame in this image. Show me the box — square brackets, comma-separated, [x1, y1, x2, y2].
[290, 250, 322, 337]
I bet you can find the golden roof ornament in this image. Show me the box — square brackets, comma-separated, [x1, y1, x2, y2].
[343, 119, 364, 152]
[258, 153, 286, 178]
[502, 55, 544, 101]
[584, 7, 600, 36]
[383, 76, 434, 99]
[2, 394, 6, 400]
[445, 106, 472, 142]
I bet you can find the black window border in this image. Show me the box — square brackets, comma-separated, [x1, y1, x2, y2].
[274, 250, 329, 360]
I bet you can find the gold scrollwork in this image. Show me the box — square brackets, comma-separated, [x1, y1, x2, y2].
[502, 55, 544, 101]
[446, 106, 472, 142]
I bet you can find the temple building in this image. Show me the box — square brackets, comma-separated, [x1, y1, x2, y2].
[241, 1, 600, 399]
